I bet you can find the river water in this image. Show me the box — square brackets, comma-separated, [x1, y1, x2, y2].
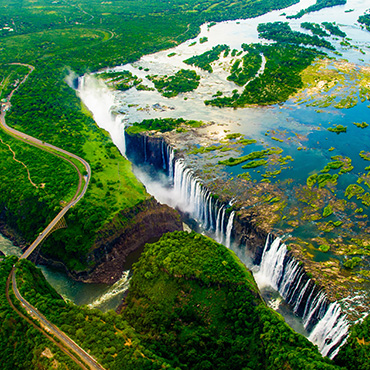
[0, 234, 130, 312]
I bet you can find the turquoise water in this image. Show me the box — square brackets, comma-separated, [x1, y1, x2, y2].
[0, 234, 128, 312]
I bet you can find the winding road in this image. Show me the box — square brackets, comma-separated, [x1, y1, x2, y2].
[2, 64, 105, 370]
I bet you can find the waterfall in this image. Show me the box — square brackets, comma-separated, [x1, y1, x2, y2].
[161, 140, 167, 170]
[225, 211, 235, 249]
[133, 140, 232, 248]
[257, 235, 349, 359]
[170, 157, 235, 250]
[219, 207, 226, 244]
[168, 146, 175, 180]
[293, 279, 311, 313]
[125, 135, 235, 247]
[173, 159, 215, 226]
[215, 205, 225, 244]
[308, 302, 350, 358]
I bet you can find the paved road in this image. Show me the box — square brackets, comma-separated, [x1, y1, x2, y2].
[5, 269, 90, 370]
[11, 269, 105, 370]
[2, 64, 104, 370]
[0, 65, 91, 259]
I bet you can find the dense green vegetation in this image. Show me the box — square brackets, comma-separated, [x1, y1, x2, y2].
[98, 70, 142, 91]
[322, 22, 347, 37]
[0, 0, 300, 268]
[148, 69, 200, 97]
[0, 256, 80, 369]
[126, 117, 205, 135]
[358, 13, 370, 30]
[227, 45, 262, 86]
[3, 68, 149, 269]
[13, 258, 173, 369]
[206, 43, 320, 107]
[257, 22, 334, 50]
[0, 64, 29, 100]
[335, 313, 370, 369]
[184, 44, 230, 72]
[0, 129, 79, 239]
[301, 22, 330, 37]
[2, 233, 347, 369]
[287, 0, 347, 19]
[121, 232, 341, 369]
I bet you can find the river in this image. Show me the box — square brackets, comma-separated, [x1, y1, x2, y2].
[0, 234, 130, 312]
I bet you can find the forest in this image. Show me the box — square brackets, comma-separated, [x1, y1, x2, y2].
[205, 42, 321, 107]
[227, 45, 263, 86]
[321, 22, 347, 37]
[359, 13, 370, 30]
[257, 21, 334, 50]
[204, 21, 336, 107]
[301, 22, 330, 37]
[184, 44, 230, 72]
[148, 69, 201, 97]
[0, 256, 81, 369]
[126, 117, 205, 135]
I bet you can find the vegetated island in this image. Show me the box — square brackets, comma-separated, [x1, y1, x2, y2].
[147, 69, 201, 97]
[287, 0, 347, 19]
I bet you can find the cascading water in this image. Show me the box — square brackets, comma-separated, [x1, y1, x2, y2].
[255, 235, 349, 359]
[124, 131, 351, 359]
[78, 75, 127, 155]
[128, 135, 236, 248]
[225, 211, 235, 249]
[171, 157, 234, 244]
[88, 271, 131, 311]
[309, 302, 350, 358]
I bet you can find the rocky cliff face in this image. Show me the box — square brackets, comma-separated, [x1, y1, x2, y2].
[70, 197, 182, 283]
[125, 131, 171, 173]
[233, 210, 270, 265]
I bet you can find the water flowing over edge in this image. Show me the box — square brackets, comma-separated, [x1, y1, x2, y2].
[256, 235, 349, 358]
[127, 133, 349, 358]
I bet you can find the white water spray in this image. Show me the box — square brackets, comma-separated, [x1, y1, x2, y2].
[256, 234, 349, 359]
[78, 75, 126, 156]
[88, 271, 131, 310]
[225, 211, 235, 249]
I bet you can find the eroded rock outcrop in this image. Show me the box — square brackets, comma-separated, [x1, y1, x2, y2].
[80, 198, 182, 283]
